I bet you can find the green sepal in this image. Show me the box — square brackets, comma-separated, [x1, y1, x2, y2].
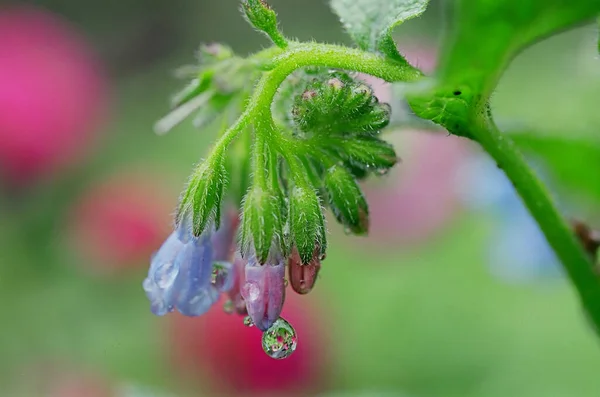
[242, 0, 288, 48]
[240, 186, 281, 264]
[324, 164, 369, 235]
[288, 184, 326, 264]
[178, 153, 227, 236]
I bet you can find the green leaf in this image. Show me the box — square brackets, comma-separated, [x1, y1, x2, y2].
[441, 0, 600, 96]
[288, 185, 326, 264]
[511, 132, 600, 203]
[409, 0, 600, 136]
[330, 0, 429, 62]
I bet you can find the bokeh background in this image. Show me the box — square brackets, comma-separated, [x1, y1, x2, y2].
[1, 0, 600, 396]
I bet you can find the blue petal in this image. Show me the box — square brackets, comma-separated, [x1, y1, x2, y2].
[143, 231, 185, 316]
[172, 233, 218, 316]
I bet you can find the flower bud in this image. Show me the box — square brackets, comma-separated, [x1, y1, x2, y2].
[197, 43, 234, 64]
[342, 135, 399, 172]
[143, 219, 219, 317]
[241, 256, 286, 331]
[289, 185, 326, 264]
[323, 164, 369, 235]
[291, 71, 391, 135]
[288, 246, 321, 295]
[242, 0, 288, 48]
[240, 186, 284, 264]
[178, 154, 227, 237]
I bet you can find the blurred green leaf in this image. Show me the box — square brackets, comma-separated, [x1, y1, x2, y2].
[330, 0, 429, 62]
[511, 132, 600, 202]
[439, 0, 600, 96]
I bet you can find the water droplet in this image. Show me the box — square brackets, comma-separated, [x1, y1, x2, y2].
[284, 279, 289, 287]
[343, 227, 352, 235]
[211, 261, 234, 292]
[261, 317, 297, 360]
[242, 281, 261, 302]
[375, 168, 390, 176]
[243, 316, 254, 327]
[153, 262, 179, 288]
[319, 252, 327, 261]
[223, 300, 234, 314]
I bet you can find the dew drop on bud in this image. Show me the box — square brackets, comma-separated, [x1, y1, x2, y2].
[243, 316, 254, 327]
[223, 300, 234, 314]
[375, 168, 390, 176]
[153, 262, 179, 288]
[261, 317, 297, 360]
[343, 227, 352, 236]
[284, 279, 289, 287]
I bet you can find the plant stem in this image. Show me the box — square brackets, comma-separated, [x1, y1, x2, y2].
[208, 40, 600, 331]
[473, 115, 600, 331]
[212, 42, 422, 153]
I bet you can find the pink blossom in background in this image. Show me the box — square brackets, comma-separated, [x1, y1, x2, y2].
[358, 45, 469, 247]
[168, 295, 330, 396]
[363, 131, 468, 247]
[0, 5, 108, 185]
[66, 172, 174, 275]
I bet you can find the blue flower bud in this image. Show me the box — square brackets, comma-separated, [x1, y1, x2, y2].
[143, 218, 221, 317]
[241, 255, 286, 331]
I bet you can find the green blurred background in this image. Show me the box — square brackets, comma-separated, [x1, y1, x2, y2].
[1, 0, 600, 396]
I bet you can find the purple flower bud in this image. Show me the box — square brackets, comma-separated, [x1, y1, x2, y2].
[288, 246, 321, 295]
[241, 255, 286, 331]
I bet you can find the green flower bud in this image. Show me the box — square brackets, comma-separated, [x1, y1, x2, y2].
[341, 135, 399, 172]
[324, 164, 369, 235]
[288, 184, 326, 264]
[178, 153, 227, 236]
[242, 0, 288, 48]
[197, 43, 234, 64]
[240, 186, 283, 264]
[291, 72, 391, 135]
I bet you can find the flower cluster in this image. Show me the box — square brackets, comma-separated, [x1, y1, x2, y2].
[143, 0, 401, 359]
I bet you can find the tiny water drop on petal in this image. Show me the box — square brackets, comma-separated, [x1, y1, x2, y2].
[153, 262, 179, 289]
[243, 315, 254, 327]
[223, 299, 234, 314]
[261, 317, 297, 360]
[211, 261, 234, 292]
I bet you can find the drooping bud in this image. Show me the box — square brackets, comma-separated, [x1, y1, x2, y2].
[178, 153, 227, 237]
[240, 186, 284, 264]
[340, 135, 399, 173]
[323, 164, 369, 235]
[241, 255, 286, 331]
[242, 0, 288, 48]
[288, 246, 322, 295]
[197, 43, 234, 64]
[288, 184, 326, 264]
[143, 218, 219, 317]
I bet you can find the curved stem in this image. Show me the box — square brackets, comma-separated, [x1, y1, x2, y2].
[212, 42, 422, 153]
[473, 115, 600, 332]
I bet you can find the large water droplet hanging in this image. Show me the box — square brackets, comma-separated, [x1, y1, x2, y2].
[153, 262, 179, 288]
[261, 317, 297, 360]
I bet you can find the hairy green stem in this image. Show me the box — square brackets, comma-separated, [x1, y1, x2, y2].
[473, 115, 600, 331]
[208, 41, 600, 331]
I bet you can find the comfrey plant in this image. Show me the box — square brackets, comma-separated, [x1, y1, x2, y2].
[144, 0, 600, 358]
